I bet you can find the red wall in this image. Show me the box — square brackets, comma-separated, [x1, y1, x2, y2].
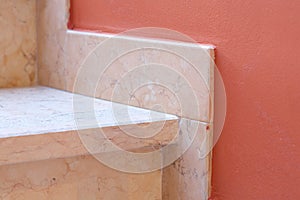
[70, 1, 300, 199]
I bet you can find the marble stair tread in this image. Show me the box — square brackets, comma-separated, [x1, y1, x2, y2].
[0, 86, 178, 165]
[0, 86, 177, 138]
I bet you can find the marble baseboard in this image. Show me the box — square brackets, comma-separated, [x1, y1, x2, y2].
[37, 0, 214, 123]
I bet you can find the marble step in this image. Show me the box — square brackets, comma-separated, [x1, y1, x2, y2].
[0, 86, 178, 166]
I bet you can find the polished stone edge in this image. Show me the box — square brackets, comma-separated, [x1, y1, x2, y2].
[0, 120, 178, 166]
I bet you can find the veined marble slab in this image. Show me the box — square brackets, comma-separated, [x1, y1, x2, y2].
[0, 86, 178, 166]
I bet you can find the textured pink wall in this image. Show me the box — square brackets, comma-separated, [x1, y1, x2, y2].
[70, 0, 300, 199]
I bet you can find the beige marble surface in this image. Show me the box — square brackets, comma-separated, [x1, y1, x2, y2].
[0, 0, 36, 88]
[0, 0, 217, 198]
[0, 155, 162, 200]
[0, 0, 214, 198]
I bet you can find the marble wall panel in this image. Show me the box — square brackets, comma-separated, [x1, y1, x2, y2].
[0, 0, 36, 88]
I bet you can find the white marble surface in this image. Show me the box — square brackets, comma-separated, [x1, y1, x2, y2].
[0, 86, 177, 138]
